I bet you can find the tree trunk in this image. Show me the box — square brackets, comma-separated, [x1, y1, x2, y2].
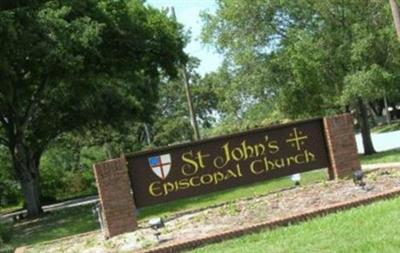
[12, 143, 43, 217]
[357, 98, 376, 155]
[383, 91, 391, 124]
[390, 0, 400, 40]
[366, 103, 377, 126]
[103, 142, 114, 160]
[143, 123, 152, 145]
[21, 172, 42, 217]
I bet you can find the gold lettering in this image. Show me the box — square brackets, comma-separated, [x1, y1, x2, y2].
[254, 143, 266, 157]
[178, 178, 190, 189]
[213, 143, 231, 168]
[224, 169, 238, 180]
[274, 158, 285, 168]
[189, 176, 200, 187]
[268, 140, 279, 154]
[294, 153, 305, 164]
[250, 159, 264, 175]
[305, 150, 316, 162]
[213, 172, 225, 184]
[196, 151, 210, 169]
[181, 151, 199, 176]
[236, 164, 243, 177]
[200, 174, 213, 184]
[263, 157, 276, 171]
[162, 182, 175, 196]
[231, 147, 244, 161]
[286, 156, 296, 166]
[241, 140, 255, 159]
[149, 182, 162, 197]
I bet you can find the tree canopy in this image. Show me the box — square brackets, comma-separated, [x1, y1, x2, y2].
[0, 0, 50, 11]
[202, 0, 400, 153]
[0, 0, 186, 216]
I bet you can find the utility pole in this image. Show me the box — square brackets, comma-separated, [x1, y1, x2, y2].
[143, 123, 152, 145]
[170, 7, 201, 140]
[388, 1, 398, 123]
[390, 0, 400, 40]
[181, 67, 201, 140]
[383, 91, 391, 124]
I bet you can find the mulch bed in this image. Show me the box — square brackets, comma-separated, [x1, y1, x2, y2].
[26, 169, 400, 253]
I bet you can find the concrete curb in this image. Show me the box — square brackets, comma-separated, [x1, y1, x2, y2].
[362, 162, 400, 172]
[13, 247, 26, 253]
[137, 187, 400, 253]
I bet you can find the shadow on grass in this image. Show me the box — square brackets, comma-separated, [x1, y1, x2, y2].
[1, 205, 99, 253]
[372, 121, 400, 134]
[359, 148, 400, 164]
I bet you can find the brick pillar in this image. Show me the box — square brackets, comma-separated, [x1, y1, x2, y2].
[93, 158, 138, 238]
[323, 113, 361, 179]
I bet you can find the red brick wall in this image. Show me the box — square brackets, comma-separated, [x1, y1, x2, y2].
[93, 158, 138, 237]
[323, 113, 361, 179]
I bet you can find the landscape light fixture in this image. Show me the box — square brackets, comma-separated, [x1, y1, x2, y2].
[148, 217, 165, 242]
[353, 169, 374, 191]
[290, 173, 301, 186]
[352, 169, 365, 187]
[92, 202, 104, 232]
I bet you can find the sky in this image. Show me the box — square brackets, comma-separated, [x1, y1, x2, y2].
[146, 0, 223, 75]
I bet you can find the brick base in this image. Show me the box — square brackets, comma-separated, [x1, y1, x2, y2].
[93, 158, 137, 237]
[323, 114, 361, 179]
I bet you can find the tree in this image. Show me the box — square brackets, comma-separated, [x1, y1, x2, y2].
[390, 0, 400, 40]
[0, 0, 50, 11]
[202, 0, 400, 154]
[0, 147, 20, 207]
[150, 57, 218, 146]
[0, 0, 186, 217]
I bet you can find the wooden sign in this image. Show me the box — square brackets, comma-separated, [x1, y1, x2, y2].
[126, 118, 330, 208]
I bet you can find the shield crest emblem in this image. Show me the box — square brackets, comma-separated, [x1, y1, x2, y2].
[148, 154, 171, 180]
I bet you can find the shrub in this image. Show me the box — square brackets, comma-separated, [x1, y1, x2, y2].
[0, 221, 13, 245]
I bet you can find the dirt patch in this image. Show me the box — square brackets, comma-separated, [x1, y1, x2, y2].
[27, 169, 400, 253]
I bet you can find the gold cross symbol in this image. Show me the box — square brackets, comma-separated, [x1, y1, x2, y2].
[286, 128, 308, 151]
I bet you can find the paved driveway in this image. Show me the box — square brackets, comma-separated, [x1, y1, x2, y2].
[356, 130, 400, 153]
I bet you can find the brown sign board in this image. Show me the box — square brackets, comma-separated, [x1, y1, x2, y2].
[126, 118, 330, 208]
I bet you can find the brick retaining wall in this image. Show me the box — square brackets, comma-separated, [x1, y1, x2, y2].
[324, 114, 361, 179]
[93, 158, 137, 237]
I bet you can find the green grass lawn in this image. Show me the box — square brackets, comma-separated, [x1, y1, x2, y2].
[371, 121, 400, 133]
[2, 148, 400, 252]
[359, 148, 400, 164]
[0, 206, 98, 253]
[0, 204, 22, 216]
[186, 196, 400, 253]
